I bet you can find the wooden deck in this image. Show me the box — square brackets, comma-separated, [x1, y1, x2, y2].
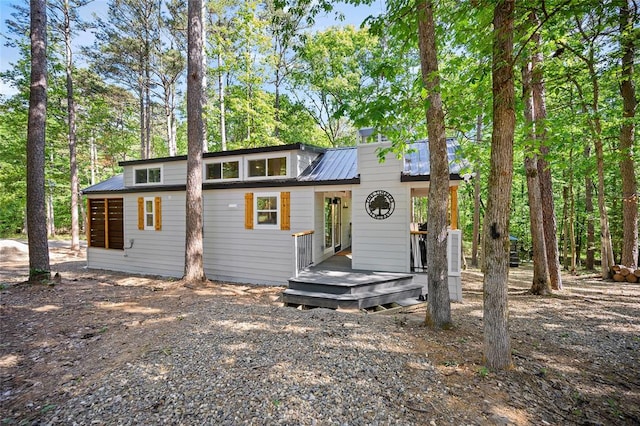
[282, 252, 423, 310]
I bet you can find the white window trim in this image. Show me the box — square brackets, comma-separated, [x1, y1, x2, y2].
[143, 196, 156, 230]
[203, 159, 242, 182]
[254, 192, 280, 229]
[244, 153, 290, 180]
[133, 165, 163, 186]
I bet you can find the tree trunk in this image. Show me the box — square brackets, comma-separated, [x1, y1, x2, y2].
[568, 154, 577, 274]
[63, 0, 79, 251]
[522, 59, 550, 295]
[531, 15, 562, 290]
[562, 184, 569, 270]
[585, 147, 595, 269]
[184, 0, 206, 284]
[483, 0, 514, 371]
[138, 78, 145, 159]
[471, 112, 482, 269]
[201, 0, 208, 154]
[417, 0, 451, 329]
[90, 134, 97, 185]
[217, 51, 227, 151]
[619, 3, 638, 269]
[594, 118, 615, 278]
[27, 0, 51, 282]
[165, 83, 177, 156]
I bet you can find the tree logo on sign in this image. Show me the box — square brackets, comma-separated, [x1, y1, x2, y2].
[365, 190, 395, 220]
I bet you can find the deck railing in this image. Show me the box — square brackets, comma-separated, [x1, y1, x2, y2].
[292, 230, 314, 277]
[410, 231, 428, 272]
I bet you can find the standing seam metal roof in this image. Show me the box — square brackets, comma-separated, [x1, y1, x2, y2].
[82, 140, 468, 194]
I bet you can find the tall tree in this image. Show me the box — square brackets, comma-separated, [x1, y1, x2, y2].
[531, 9, 562, 290]
[49, 0, 86, 251]
[483, 0, 515, 371]
[27, 0, 51, 282]
[559, 6, 615, 278]
[618, 1, 637, 269]
[290, 26, 378, 146]
[522, 56, 550, 295]
[184, 0, 206, 283]
[266, 0, 310, 137]
[471, 113, 483, 269]
[417, 0, 451, 328]
[90, 0, 161, 159]
[155, 0, 186, 157]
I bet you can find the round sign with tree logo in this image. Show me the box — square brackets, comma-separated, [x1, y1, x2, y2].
[365, 190, 395, 220]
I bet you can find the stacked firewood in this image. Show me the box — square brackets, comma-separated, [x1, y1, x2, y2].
[611, 265, 640, 283]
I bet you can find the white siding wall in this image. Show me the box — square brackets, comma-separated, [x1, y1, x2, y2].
[202, 187, 315, 285]
[352, 142, 411, 272]
[123, 160, 187, 186]
[87, 192, 186, 277]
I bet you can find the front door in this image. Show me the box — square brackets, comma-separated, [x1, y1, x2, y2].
[324, 197, 342, 253]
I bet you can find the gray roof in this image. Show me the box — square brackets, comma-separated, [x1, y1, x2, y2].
[82, 174, 124, 193]
[83, 140, 468, 194]
[403, 139, 468, 177]
[298, 147, 358, 182]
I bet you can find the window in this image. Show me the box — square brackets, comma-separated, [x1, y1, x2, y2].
[256, 194, 279, 226]
[247, 156, 287, 178]
[205, 160, 240, 181]
[134, 166, 162, 185]
[87, 198, 124, 249]
[244, 192, 290, 230]
[137, 197, 162, 231]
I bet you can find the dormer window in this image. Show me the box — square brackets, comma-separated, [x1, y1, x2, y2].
[205, 160, 240, 181]
[247, 155, 288, 178]
[134, 166, 162, 185]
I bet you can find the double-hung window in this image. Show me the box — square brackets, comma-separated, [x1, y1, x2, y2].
[137, 197, 162, 231]
[244, 192, 290, 230]
[134, 166, 162, 185]
[256, 193, 279, 227]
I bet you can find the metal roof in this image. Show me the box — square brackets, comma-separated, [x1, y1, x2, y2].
[82, 174, 124, 194]
[298, 147, 358, 182]
[402, 139, 468, 177]
[83, 140, 468, 194]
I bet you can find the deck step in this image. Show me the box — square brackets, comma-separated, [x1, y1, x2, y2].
[289, 271, 414, 296]
[282, 281, 422, 310]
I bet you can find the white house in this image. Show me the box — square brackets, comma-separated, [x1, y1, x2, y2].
[83, 132, 468, 306]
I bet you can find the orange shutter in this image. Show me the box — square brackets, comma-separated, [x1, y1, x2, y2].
[280, 192, 290, 231]
[154, 197, 162, 231]
[450, 186, 458, 230]
[137, 197, 144, 230]
[245, 193, 253, 229]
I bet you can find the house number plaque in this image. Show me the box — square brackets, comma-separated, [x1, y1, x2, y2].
[365, 190, 395, 220]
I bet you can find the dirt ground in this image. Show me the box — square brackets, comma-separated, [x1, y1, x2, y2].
[1, 241, 639, 425]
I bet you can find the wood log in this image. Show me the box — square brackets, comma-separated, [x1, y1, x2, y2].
[613, 273, 626, 282]
[626, 274, 639, 283]
[634, 269, 640, 278]
[620, 267, 631, 276]
[611, 264, 622, 273]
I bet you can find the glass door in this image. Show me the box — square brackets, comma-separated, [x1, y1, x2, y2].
[324, 197, 342, 253]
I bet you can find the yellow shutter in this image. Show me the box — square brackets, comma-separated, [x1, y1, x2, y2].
[245, 193, 253, 229]
[450, 186, 458, 230]
[280, 192, 290, 231]
[137, 197, 144, 230]
[154, 197, 162, 231]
